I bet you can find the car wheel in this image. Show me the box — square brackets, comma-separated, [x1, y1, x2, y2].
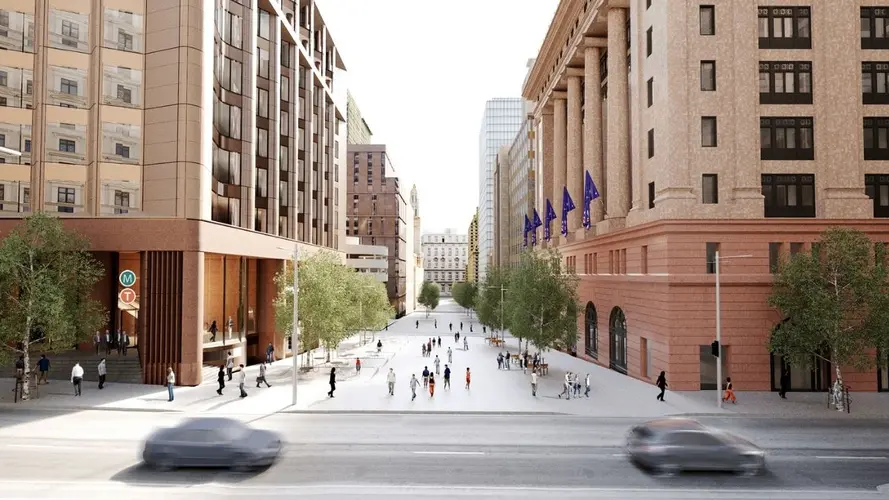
[232, 458, 255, 472]
[151, 455, 175, 472]
[737, 458, 765, 477]
[654, 463, 681, 477]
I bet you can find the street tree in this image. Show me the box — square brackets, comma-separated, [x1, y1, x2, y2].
[506, 249, 579, 353]
[475, 265, 510, 336]
[417, 281, 440, 317]
[348, 272, 393, 343]
[768, 228, 889, 407]
[451, 282, 477, 315]
[0, 213, 107, 400]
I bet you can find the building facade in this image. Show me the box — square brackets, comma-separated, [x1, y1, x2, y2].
[466, 209, 479, 283]
[0, 0, 348, 386]
[506, 101, 537, 268]
[524, 0, 889, 392]
[494, 146, 509, 269]
[346, 90, 372, 145]
[346, 144, 408, 315]
[408, 184, 423, 311]
[422, 229, 467, 294]
[477, 98, 523, 282]
[344, 236, 388, 282]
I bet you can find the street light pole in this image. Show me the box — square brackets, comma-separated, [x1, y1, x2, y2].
[715, 251, 722, 410]
[499, 284, 506, 342]
[290, 246, 299, 406]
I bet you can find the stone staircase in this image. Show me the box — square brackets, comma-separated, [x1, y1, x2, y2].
[11, 350, 143, 384]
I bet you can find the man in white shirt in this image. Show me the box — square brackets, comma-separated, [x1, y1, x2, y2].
[386, 368, 396, 396]
[93, 332, 101, 355]
[409, 374, 418, 401]
[97, 358, 107, 390]
[166, 367, 175, 401]
[238, 364, 247, 398]
[531, 370, 538, 397]
[226, 352, 234, 381]
[70, 363, 84, 396]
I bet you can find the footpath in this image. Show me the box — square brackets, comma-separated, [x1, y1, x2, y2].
[0, 330, 404, 416]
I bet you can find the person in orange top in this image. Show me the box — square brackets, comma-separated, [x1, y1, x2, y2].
[465, 367, 471, 389]
[428, 374, 436, 397]
[355, 358, 361, 374]
[722, 377, 737, 404]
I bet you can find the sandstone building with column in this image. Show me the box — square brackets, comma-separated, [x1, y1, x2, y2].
[0, 0, 348, 385]
[524, 0, 889, 392]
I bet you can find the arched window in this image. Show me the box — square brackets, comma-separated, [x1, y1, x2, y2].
[609, 307, 628, 374]
[585, 302, 598, 358]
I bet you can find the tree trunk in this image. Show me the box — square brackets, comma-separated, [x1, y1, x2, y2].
[21, 337, 31, 401]
[833, 352, 845, 412]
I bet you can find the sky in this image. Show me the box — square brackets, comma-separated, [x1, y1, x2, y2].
[316, 0, 559, 234]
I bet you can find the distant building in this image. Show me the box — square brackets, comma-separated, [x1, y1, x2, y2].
[346, 91, 373, 145]
[422, 229, 467, 295]
[466, 210, 479, 283]
[344, 237, 388, 282]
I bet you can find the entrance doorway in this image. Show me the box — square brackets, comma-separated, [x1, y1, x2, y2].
[609, 307, 627, 373]
[770, 353, 831, 392]
[879, 351, 888, 392]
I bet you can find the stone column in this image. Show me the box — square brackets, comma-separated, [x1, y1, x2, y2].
[605, 8, 630, 224]
[584, 44, 605, 225]
[540, 109, 554, 247]
[567, 76, 583, 233]
[553, 97, 567, 241]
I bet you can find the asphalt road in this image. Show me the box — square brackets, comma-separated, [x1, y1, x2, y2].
[0, 412, 887, 499]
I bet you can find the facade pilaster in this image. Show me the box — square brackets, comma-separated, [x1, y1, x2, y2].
[567, 76, 583, 234]
[603, 7, 630, 229]
[552, 97, 567, 243]
[584, 45, 605, 226]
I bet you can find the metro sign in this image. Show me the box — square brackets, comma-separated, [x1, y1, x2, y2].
[119, 288, 137, 306]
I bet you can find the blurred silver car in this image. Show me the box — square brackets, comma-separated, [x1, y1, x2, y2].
[142, 417, 282, 471]
[626, 418, 765, 476]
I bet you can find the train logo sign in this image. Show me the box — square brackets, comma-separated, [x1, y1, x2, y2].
[119, 288, 137, 306]
[119, 270, 137, 287]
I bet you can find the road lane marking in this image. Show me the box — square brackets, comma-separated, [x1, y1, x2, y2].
[814, 455, 887, 461]
[412, 451, 486, 456]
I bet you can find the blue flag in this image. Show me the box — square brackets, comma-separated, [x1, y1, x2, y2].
[531, 209, 542, 246]
[583, 170, 600, 230]
[523, 214, 531, 247]
[561, 186, 575, 236]
[544, 199, 557, 241]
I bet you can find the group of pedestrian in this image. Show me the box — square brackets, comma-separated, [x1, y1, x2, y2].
[558, 371, 590, 399]
[390, 366, 470, 401]
[67, 357, 108, 395]
[653, 372, 739, 405]
[421, 337, 441, 357]
[93, 330, 131, 356]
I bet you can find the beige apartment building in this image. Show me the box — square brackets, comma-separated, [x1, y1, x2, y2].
[525, 0, 889, 392]
[466, 209, 479, 283]
[0, 0, 347, 385]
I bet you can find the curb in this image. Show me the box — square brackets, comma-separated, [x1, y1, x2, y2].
[277, 410, 569, 416]
[0, 404, 182, 414]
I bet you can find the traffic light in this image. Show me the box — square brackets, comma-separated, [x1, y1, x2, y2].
[287, 336, 293, 350]
[711, 340, 720, 358]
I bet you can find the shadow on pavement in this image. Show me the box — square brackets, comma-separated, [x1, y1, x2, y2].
[111, 462, 269, 486]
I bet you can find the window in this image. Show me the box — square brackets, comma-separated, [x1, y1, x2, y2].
[57, 187, 75, 213]
[223, 11, 242, 48]
[646, 0, 652, 8]
[862, 7, 889, 50]
[864, 118, 889, 160]
[118, 30, 133, 51]
[647, 182, 655, 209]
[61, 20, 79, 40]
[647, 77, 653, 107]
[59, 139, 76, 152]
[760, 117, 814, 161]
[701, 117, 717, 147]
[256, 128, 268, 157]
[863, 62, 889, 105]
[114, 190, 130, 214]
[280, 145, 288, 169]
[700, 61, 716, 91]
[0, 70, 6, 86]
[60, 78, 78, 95]
[865, 174, 889, 217]
[257, 48, 269, 78]
[117, 85, 132, 104]
[281, 110, 289, 136]
[646, 27, 652, 56]
[790, 242, 803, 255]
[769, 243, 782, 273]
[258, 88, 269, 118]
[700, 6, 715, 35]
[761, 174, 815, 218]
[702, 174, 718, 204]
[706, 242, 719, 274]
[115, 143, 129, 158]
[647, 129, 654, 158]
[258, 9, 270, 40]
[758, 6, 811, 49]
[759, 61, 813, 105]
[281, 75, 289, 100]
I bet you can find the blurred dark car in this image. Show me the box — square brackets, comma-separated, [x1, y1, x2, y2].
[626, 418, 765, 476]
[142, 417, 282, 471]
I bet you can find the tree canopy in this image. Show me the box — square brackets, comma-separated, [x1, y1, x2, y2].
[0, 213, 107, 400]
[451, 281, 477, 313]
[505, 250, 579, 352]
[768, 228, 889, 387]
[475, 265, 510, 333]
[417, 281, 440, 317]
[275, 251, 392, 364]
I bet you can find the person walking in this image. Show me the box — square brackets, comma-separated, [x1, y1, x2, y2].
[655, 371, 667, 401]
[434, 320, 437, 329]
[447, 347, 453, 364]
[482, 326, 486, 335]
[504, 351, 511, 370]
[377, 339, 383, 353]
[36, 354, 50, 385]
[226, 352, 234, 381]
[428, 373, 436, 397]
[437, 336, 441, 348]
[387, 368, 396, 396]
[409, 374, 419, 401]
[415, 320, 419, 329]
[584, 373, 591, 398]
[97, 358, 107, 389]
[470, 325, 473, 333]
[122, 331, 129, 356]
[93, 332, 101, 355]
[572, 373, 580, 397]
[327, 367, 336, 398]
[448, 323, 452, 332]
[166, 367, 175, 401]
[463, 337, 468, 350]
[434, 355, 441, 375]
[422, 366, 430, 388]
[530, 370, 538, 397]
[209, 320, 218, 343]
[116, 329, 123, 355]
[266, 342, 275, 364]
[104, 330, 112, 355]
[71, 362, 84, 397]
[497, 353, 503, 370]
[465, 367, 471, 389]
[722, 377, 737, 404]
[355, 358, 362, 374]
[454, 332, 459, 343]
[217, 365, 225, 395]
[256, 362, 271, 388]
[460, 322, 463, 330]
[238, 364, 248, 397]
[443, 365, 451, 390]
[779, 367, 790, 399]
[559, 372, 572, 399]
